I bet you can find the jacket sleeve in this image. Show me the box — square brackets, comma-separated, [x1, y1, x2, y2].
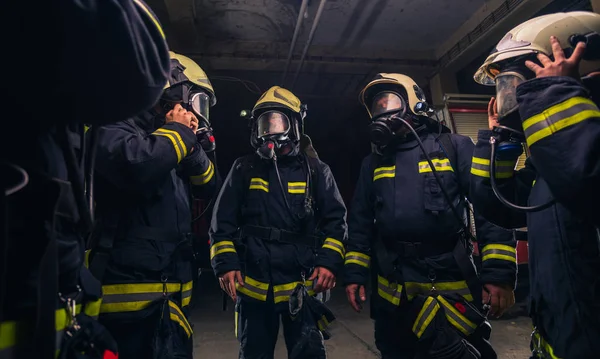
[469, 130, 535, 229]
[313, 162, 348, 276]
[455, 135, 517, 287]
[94, 121, 196, 194]
[178, 145, 220, 199]
[343, 156, 374, 286]
[209, 159, 244, 276]
[517, 76, 600, 225]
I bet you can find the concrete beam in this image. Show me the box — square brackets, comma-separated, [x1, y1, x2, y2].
[435, 0, 554, 73]
[429, 70, 459, 108]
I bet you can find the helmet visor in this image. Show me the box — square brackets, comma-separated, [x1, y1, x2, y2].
[495, 72, 526, 117]
[189, 92, 210, 124]
[370, 92, 405, 118]
[257, 111, 290, 137]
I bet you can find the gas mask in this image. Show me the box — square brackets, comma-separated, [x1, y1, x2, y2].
[254, 110, 296, 160]
[368, 91, 410, 147]
[161, 84, 216, 152]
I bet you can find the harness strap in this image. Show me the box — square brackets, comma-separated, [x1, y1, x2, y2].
[241, 225, 317, 248]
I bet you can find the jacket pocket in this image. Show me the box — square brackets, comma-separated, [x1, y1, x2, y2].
[423, 174, 449, 212]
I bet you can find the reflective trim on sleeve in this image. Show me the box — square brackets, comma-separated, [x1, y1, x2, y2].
[273, 280, 316, 304]
[191, 161, 215, 185]
[210, 241, 237, 260]
[168, 300, 193, 338]
[405, 281, 473, 302]
[412, 296, 440, 338]
[470, 157, 516, 179]
[237, 276, 269, 301]
[481, 244, 517, 263]
[181, 281, 193, 307]
[377, 275, 403, 306]
[437, 295, 477, 336]
[322, 238, 345, 259]
[523, 96, 600, 147]
[373, 166, 396, 181]
[418, 158, 453, 173]
[152, 128, 188, 163]
[288, 182, 307, 194]
[249, 178, 269, 192]
[344, 251, 370, 268]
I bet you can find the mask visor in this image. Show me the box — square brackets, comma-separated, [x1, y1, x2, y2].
[370, 92, 405, 118]
[189, 92, 210, 124]
[257, 111, 290, 138]
[495, 72, 525, 117]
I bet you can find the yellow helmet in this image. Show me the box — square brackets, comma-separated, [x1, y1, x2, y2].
[359, 73, 430, 118]
[252, 86, 302, 116]
[167, 51, 217, 106]
[475, 11, 600, 85]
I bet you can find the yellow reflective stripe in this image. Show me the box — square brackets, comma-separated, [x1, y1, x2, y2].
[322, 238, 345, 258]
[237, 276, 269, 301]
[191, 161, 215, 185]
[84, 249, 91, 269]
[412, 297, 440, 338]
[344, 251, 370, 268]
[182, 281, 193, 307]
[288, 182, 307, 194]
[532, 330, 562, 359]
[532, 179, 537, 187]
[153, 131, 183, 163]
[132, 0, 166, 39]
[100, 301, 154, 313]
[373, 166, 396, 181]
[168, 301, 192, 338]
[523, 96, 600, 146]
[156, 128, 188, 158]
[470, 157, 515, 179]
[437, 296, 477, 336]
[210, 241, 237, 260]
[100, 282, 188, 313]
[234, 307, 239, 338]
[83, 298, 102, 319]
[405, 281, 473, 302]
[0, 321, 19, 350]
[317, 315, 330, 331]
[273, 280, 316, 303]
[182, 281, 193, 291]
[482, 244, 517, 263]
[418, 158, 454, 173]
[377, 275, 403, 306]
[249, 178, 269, 192]
[102, 282, 182, 295]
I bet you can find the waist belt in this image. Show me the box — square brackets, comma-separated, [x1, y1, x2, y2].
[380, 238, 458, 258]
[124, 226, 189, 242]
[241, 225, 317, 247]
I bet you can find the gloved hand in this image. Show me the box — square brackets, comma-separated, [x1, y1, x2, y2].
[345, 284, 366, 312]
[482, 283, 515, 318]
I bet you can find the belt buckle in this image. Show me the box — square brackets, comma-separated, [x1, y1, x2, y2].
[269, 228, 282, 242]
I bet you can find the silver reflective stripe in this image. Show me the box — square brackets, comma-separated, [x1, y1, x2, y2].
[56, 330, 64, 354]
[412, 298, 439, 338]
[483, 248, 515, 257]
[182, 290, 192, 300]
[524, 102, 598, 139]
[102, 292, 164, 304]
[324, 239, 344, 253]
[438, 296, 477, 336]
[471, 162, 489, 172]
[344, 254, 369, 266]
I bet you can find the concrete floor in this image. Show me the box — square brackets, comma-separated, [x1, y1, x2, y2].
[190, 274, 532, 358]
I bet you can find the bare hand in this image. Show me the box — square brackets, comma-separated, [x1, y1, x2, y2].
[166, 104, 193, 128]
[309, 267, 336, 293]
[525, 36, 586, 79]
[488, 97, 500, 130]
[482, 284, 515, 318]
[345, 284, 366, 312]
[219, 270, 244, 301]
[189, 113, 199, 133]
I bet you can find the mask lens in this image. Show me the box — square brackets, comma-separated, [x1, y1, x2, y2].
[190, 92, 210, 123]
[370, 92, 405, 118]
[495, 72, 525, 117]
[257, 111, 290, 137]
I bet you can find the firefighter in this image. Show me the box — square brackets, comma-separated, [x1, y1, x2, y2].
[87, 52, 220, 359]
[209, 86, 347, 359]
[0, 1, 170, 358]
[470, 11, 600, 359]
[344, 73, 518, 359]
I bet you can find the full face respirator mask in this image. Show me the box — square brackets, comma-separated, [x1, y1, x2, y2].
[368, 91, 412, 147]
[254, 110, 294, 160]
[161, 84, 216, 153]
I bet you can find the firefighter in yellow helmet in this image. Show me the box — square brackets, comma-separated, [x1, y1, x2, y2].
[469, 11, 600, 359]
[209, 86, 347, 358]
[344, 73, 517, 358]
[87, 52, 220, 359]
[1, 0, 171, 358]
